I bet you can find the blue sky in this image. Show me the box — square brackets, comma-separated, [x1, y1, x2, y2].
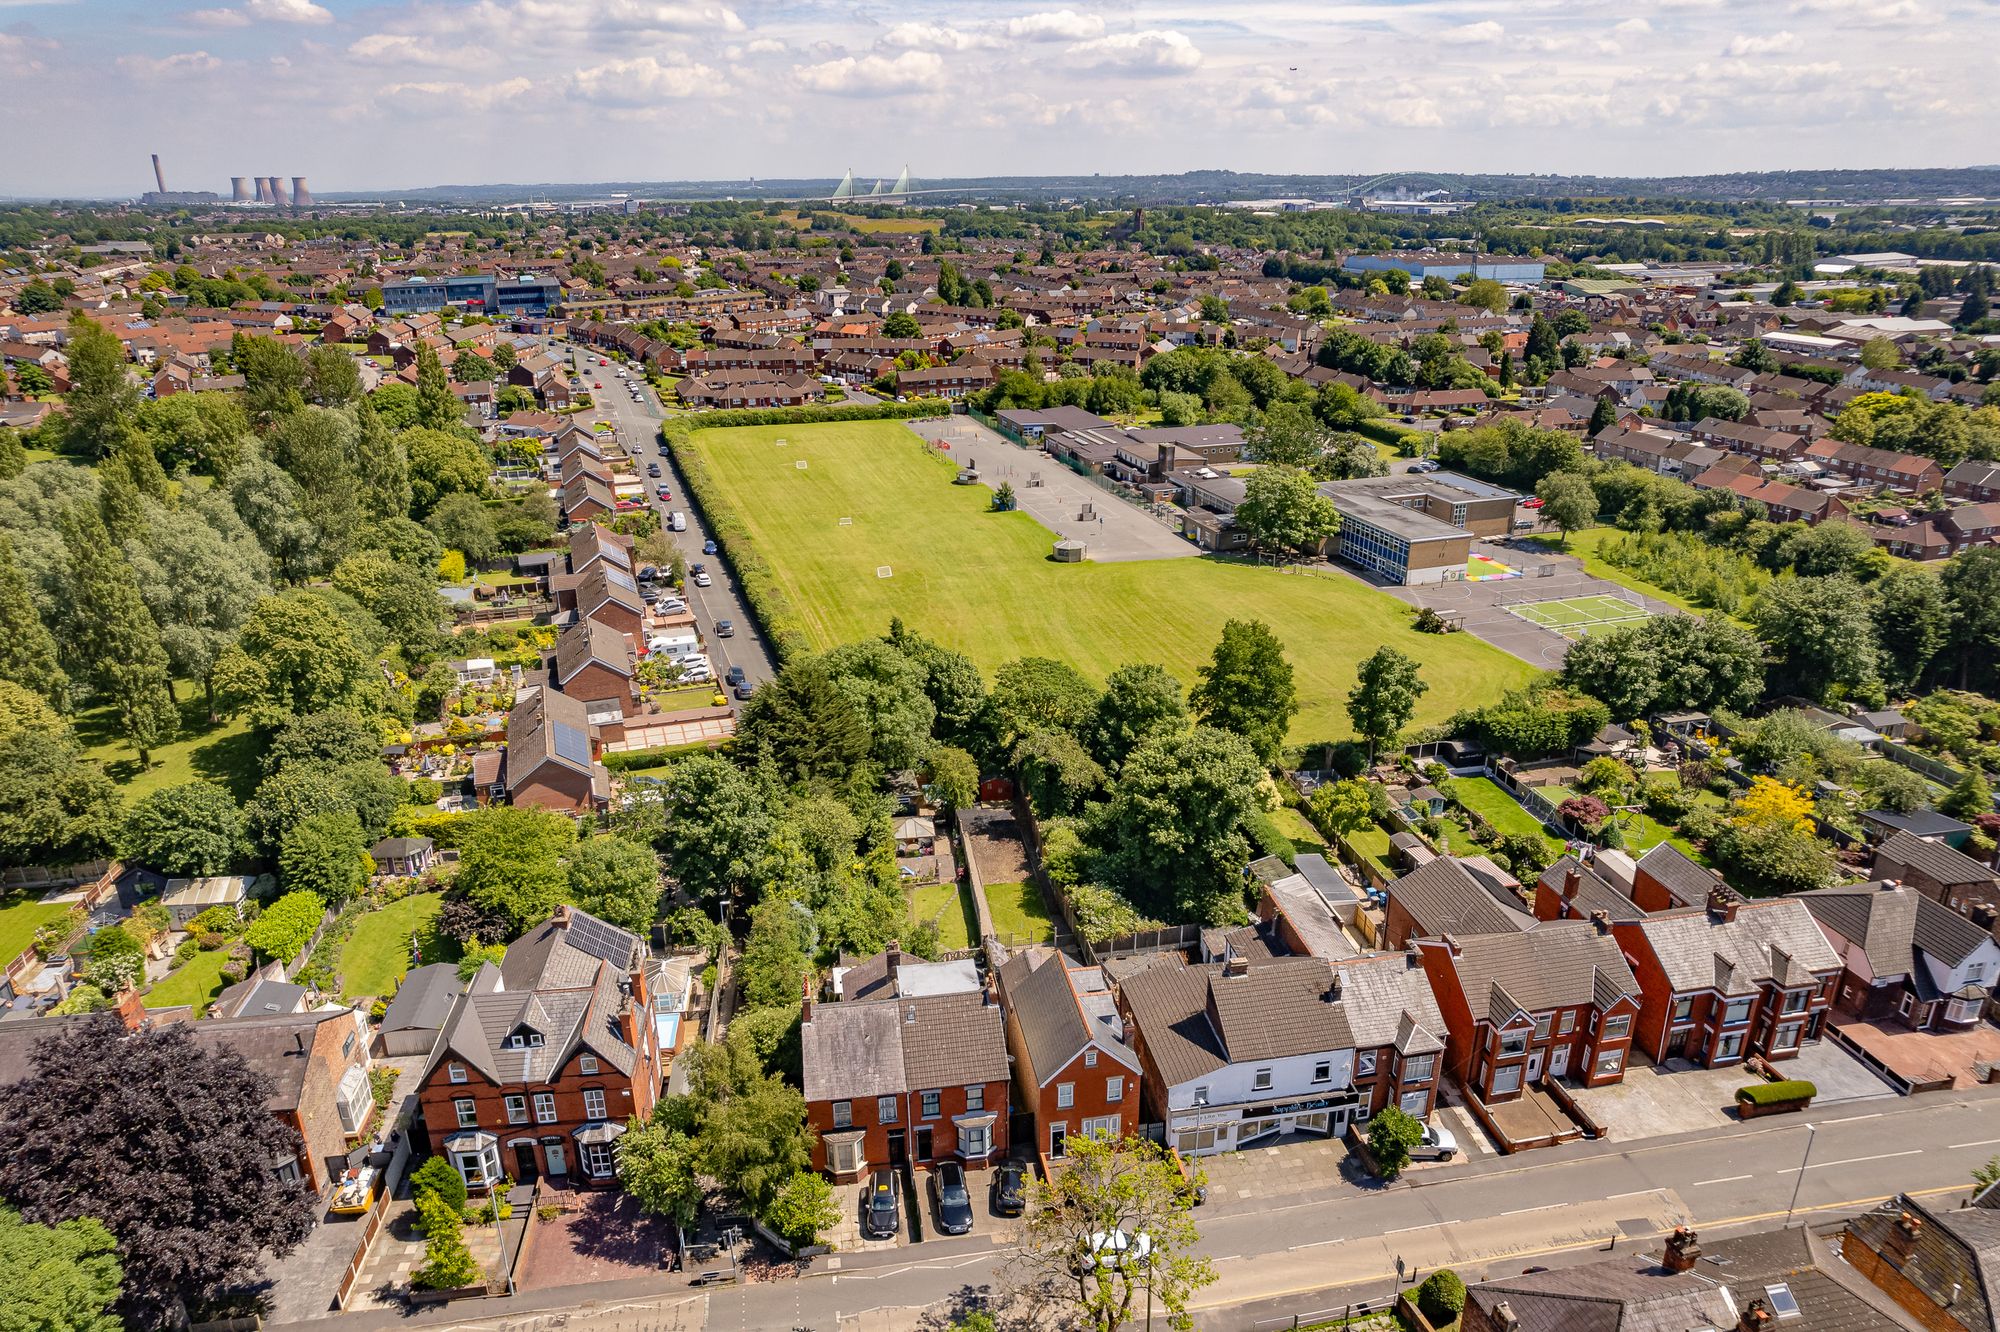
[4, 0, 1995, 197]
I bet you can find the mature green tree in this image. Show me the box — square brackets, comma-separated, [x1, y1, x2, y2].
[456, 806, 578, 932]
[925, 744, 979, 811]
[1368, 1105, 1425, 1179]
[1783, 521, 1874, 578]
[1753, 574, 1879, 701]
[234, 333, 307, 425]
[266, 406, 362, 560]
[58, 314, 141, 460]
[1940, 769, 1995, 822]
[0, 1019, 316, 1324]
[1559, 614, 1765, 720]
[244, 758, 400, 852]
[1244, 400, 1330, 469]
[424, 491, 499, 564]
[882, 311, 922, 339]
[0, 534, 68, 709]
[490, 342, 518, 373]
[739, 893, 813, 1011]
[1233, 464, 1340, 561]
[735, 658, 871, 785]
[59, 507, 177, 765]
[700, 1075, 814, 1217]
[214, 590, 376, 726]
[353, 398, 413, 521]
[125, 497, 271, 719]
[0, 1205, 124, 1332]
[661, 753, 775, 905]
[0, 726, 122, 868]
[451, 351, 496, 383]
[139, 391, 252, 478]
[1081, 662, 1189, 773]
[403, 427, 490, 517]
[888, 624, 990, 754]
[1087, 726, 1265, 923]
[1943, 547, 2000, 691]
[414, 342, 460, 430]
[228, 453, 322, 581]
[1189, 619, 1296, 765]
[278, 809, 371, 905]
[1014, 729, 1107, 819]
[1346, 646, 1428, 763]
[1872, 566, 1951, 692]
[821, 639, 937, 770]
[493, 491, 559, 552]
[989, 656, 1098, 744]
[616, 1110, 703, 1227]
[1309, 776, 1387, 837]
[1009, 1134, 1214, 1332]
[263, 707, 380, 775]
[120, 781, 246, 876]
[1460, 277, 1507, 314]
[1859, 337, 1900, 371]
[567, 834, 662, 935]
[1710, 817, 1838, 895]
[1535, 470, 1599, 547]
[302, 345, 362, 407]
[13, 279, 62, 314]
[330, 550, 448, 654]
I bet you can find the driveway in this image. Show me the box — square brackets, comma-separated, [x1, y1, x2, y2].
[1566, 1040, 1900, 1141]
[908, 417, 1196, 563]
[552, 338, 776, 689]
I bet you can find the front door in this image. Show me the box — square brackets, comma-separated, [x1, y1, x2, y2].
[1548, 1046, 1570, 1078]
[887, 1129, 906, 1166]
[1527, 1050, 1545, 1083]
[1049, 1123, 1067, 1159]
[512, 1141, 539, 1182]
[914, 1127, 934, 1162]
[544, 1143, 567, 1176]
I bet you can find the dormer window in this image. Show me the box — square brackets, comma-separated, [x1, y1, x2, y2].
[506, 1029, 546, 1050]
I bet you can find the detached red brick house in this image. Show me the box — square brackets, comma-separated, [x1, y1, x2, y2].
[996, 948, 1142, 1165]
[1613, 889, 1841, 1067]
[801, 984, 1010, 1181]
[419, 906, 661, 1189]
[473, 688, 610, 816]
[1415, 922, 1642, 1102]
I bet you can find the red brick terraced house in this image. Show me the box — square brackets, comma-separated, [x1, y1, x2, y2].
[1612, 889, 1842, 1067]
[801, 988, 1010, 1181]
[418, 906, 661, 1190]
[995, 948, 1142, 1166]
[1415, 921, 1642, 1103]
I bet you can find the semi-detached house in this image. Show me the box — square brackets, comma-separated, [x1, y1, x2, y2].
[1802, 880, 2000, 1032]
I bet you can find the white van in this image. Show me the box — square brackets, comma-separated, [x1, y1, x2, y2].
[670, 511, 687, 532]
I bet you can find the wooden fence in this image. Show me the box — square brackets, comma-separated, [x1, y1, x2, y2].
[1, 859, 113, 892]
[331, 1111, 415, 1310]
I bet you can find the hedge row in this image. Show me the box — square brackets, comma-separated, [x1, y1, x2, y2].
[663, 399, 949, 666]
[1736, 1079, 1816, 1106]
[601, 738, 735, 772]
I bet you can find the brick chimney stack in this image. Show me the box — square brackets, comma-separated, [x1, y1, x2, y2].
[885, 939, 903, 988]
[617, 1000, 639, 1050]
[1884, 1209, 1924, 1265]
[1663, 1225, 1702, 1273]
[1739, 1299, 1772, 1332]
[801, 974, 814, 1024]
[1222, 949, 1248, 978]
[1706, 885, 1741, 924]
[1589, 910, 1612, 935]
[1563, 866, 1581, 906]
[114, 986, 149, 1031]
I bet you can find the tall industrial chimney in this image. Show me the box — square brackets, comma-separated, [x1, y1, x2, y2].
[151, 154, 167, 194]
[253, 177, 271, 204]
[231, 177, 251, 202]
[290, 176, 312, 208]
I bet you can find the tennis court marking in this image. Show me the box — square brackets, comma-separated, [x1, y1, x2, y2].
[1506, 594, 1652, 638]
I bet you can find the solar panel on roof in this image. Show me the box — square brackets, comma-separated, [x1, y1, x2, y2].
[603, 568, 637, 593]
[552, 721, 592, 768]
[564, 910, 635, 967]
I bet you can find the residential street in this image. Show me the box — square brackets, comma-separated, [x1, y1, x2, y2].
[287, 1082, 2000, 1332]
[554, 339, 777, 689]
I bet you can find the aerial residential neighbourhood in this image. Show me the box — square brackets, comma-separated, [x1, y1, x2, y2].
[7, 6, 2000, 1332]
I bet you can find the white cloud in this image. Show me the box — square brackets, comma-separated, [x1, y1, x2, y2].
[185, 7, 251, 26]
[0, 30, 51, 75]
[1007, 10, 1104, 41]
[116, 49, 223, 76]
[570, 54, 720, 104]
[244, 0, 332, 23]
[1613, 18, 1652, 35]
[379, 76, 536, 111]
[347, 33, 471, 65]
[739, 37, 785, 55]
[879, 21, 988, 52]
[1726, 30, 1802, 55]
[793, 49, 946, 96]
[1066, 29, 1201, 74]
[514, 0, 743, 36]
[1438, 20, 1504, 45]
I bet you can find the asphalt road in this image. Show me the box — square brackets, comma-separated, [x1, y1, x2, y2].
[554, 340, 777, 690]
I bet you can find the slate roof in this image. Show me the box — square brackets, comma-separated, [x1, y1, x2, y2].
[1633, 843, 1718, 907]
[1539, 857, 1643, 920]
[1801, 880, 1993, 979]
[381, 962, 464, 1035]
[1632, 899, 1842, 995]
[996, 949, 1140, 1087]
[552, 617, 635, 686]
[1876, 828, 2000, 889]
[1387, 856, 1536, 940]
[190, 1010, 355, 1115]
[801, 991, 1009, 1103]
[1848, 1195, 2000, 1332]
[1439, 921, 1640, 1019]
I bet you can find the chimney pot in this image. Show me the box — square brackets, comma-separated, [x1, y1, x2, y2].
[1740, 1298, 1772, 1332]
[1222, 949, 1248, 978]
[1493, 1303, 1519, 1332]
[1563, 867, 1581, 903]
[1663, 1225, 1702, 1273]
[1706, 885, 1740, 923]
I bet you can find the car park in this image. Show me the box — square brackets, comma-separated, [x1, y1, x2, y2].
[863, 1170, 900, 1240]
[1409, 1121, 1459, 1162]
[990, 1161, 1026, 1217]
[929, 1161, 974, 1236]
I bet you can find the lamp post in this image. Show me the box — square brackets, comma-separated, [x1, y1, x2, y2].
[491, 1172, 516, 1294]
[1783, 1122, 1818, 1228]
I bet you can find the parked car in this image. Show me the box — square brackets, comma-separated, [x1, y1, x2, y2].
[732, 682, 754, 700]
[929, 1161, 974, 1236]
[715, 619, 735, 638]
[990, 1161, 1026, 1217]
[658, 597, 688, 614]
[693, 571, 712, 587]
[702, 539, 718, 555]
[1412, 459, 1441, 473]
[647, 463, 661, 477]
[1073, 1230, 1151, 1274]
[1409, 1121, 1459, 1162]
[689, 562, 705, 574]
[863, 1170, 899, 1240]
[1521, 496, 1545, 509]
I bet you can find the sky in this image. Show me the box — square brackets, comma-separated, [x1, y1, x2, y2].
[3, 0, 1998, 198]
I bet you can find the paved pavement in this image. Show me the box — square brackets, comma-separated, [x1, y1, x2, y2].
[552, 340, 776, 689]
[909, 416, 1195, 563]
[1570, 1042, 1898, 1139]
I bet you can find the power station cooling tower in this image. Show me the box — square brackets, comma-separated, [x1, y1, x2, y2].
[231, 177, 251, 202]
[290, 177, 312, 207]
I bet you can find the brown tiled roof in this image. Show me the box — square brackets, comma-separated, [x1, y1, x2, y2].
[1443, 921, 1639, 1019]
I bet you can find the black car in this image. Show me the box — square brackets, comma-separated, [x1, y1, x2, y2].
[929, 1161, 974, 1236]
[725, 664, 747, 685]
[863, 1169, 899, 1240]
[715, 619, 735, 638]
[990, 1161, 1026, 1217]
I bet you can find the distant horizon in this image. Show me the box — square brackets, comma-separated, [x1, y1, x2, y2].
[5, 0, 1998, 198]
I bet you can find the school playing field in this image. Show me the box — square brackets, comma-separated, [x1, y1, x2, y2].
[1505, 593, 1654, 640]
[682, 420, 1539, 743]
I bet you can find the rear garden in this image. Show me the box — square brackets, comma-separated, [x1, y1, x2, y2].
[984, 881, 1055, 946]
[908, 880, 975, 952]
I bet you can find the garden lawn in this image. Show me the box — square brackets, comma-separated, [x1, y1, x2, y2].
[1269, 806, 1329, 859]
[337, 893, 445, 1001]
[76, 697, 262, 802]
[1543, 784, 1709, 863]
[145, 947, 231, 1015]
[685, 421, 1537, 743]
[0, 897, 72, 968]
[983, 881, 1055, 946]
[1446, 777, 1566, 853]
[908, 880, 974, 952]
[1344, 824, 1395, 881]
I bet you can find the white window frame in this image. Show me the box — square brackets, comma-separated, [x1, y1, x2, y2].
[1403, 1054, 1436, 1084]
[828, 1135, 864, 1175]
[1049, 1123, 1068, 1158]
[534, 1092, 558, 1124]
[1498, 1031, 1528, 1057]
[1084, 1049, 1098, 1068]
[448, 1064, 467, 1084]
[582, 1142, 615, 1178]
[1312, 1061, 1332, 1084]
[583, 1088, 607, 1121]
[878, 1095, 899, 1124]
[1356, 1050, 1378, 1077]
[1490, 1064, 1523, 1096]
[1533, 1013, 1553, 1040]
[579, 1054, 598, 1075]
[832, 1099, 852, 1129]
[1106, 1075, 1123, 1103]
[965, 1084, 984, 1111]
[1671, 995, 1693, 1022]
[1056, 1082, 1075, 1109]
[454, 1098, 478, 1128]
[1253, 1067, 1273, 1091]
[504, 1094, 528, 1125]
[1558, 1010, 1576, 1035]
[1601, 1014, 1632, 1040]
[960, 1123, 992, 1159]
[1595, 1048, 1624, 1077]
[1722, 997, 1754, 1026]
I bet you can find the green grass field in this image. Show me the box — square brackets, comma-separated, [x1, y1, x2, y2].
[77, 698, 261, 801]
[909, 880, 975, 952]
[0, 896, 72, 967]
[145, 946, 231, 1015]
[1528, 528, 1713, 619]
[1445, 776, 1566, 853]
[337, 893, 444, 1001]
[685, 421, 1538, 743]
[983, 881, 1055, 946]
[1541, 784, 1710, 863]
[1268, 806, 1329, 860]
[1506, 593, 1654, 640]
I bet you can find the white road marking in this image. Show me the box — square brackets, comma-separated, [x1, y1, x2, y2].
[1951, 1137, 2000, 1149]
[1690, 1174, 1753, 1186]
[1776, 1149, 1921, 1173]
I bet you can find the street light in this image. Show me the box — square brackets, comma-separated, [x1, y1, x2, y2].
[1783, 1122, 1818, 1228]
